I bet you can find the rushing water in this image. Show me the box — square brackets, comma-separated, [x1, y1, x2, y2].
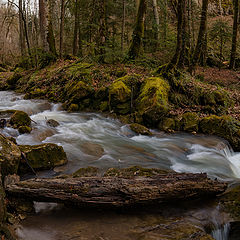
[0, 91, 237, 240]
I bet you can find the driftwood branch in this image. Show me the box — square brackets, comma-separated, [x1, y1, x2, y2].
[5, 173, 227, 207]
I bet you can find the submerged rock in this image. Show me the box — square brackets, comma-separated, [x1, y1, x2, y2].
[46, 119, 60, 127]
[19, 143, 67, 172]
[73, 166, 99, 177]
[80, 142, 104, 158]
[18, 126, 32, 134]
[129, 123, 152, 136]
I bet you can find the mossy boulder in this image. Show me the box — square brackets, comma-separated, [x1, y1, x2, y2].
[65, 81, 93, 104]
[199, 115, 240, 151]
[181, 112, 199, 132]
[24, 88, 46, 99]
[73, 167, 99, 178]
[136, 77, 170, 127]
[158, 118, 175, 132]
[9, 110, 31, 128]
[0, 134, 21, 177]
[109, 79, 131, 114]
[68, 103, 79, 112]
[129, 123, 152, 136]
[19, 143, 67, 172]
[18, 126, 32, 134]
[220, 185, 240, 219]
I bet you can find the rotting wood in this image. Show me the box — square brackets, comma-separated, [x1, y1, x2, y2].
[5, 173, 227, 207]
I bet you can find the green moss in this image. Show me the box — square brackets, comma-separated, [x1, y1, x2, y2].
[136, 77, 170, 126]
[181, 112, 199, 132]
[199, 115, 240, 151]
[159, 118, 175, 132]
[73, 167, 99, 178]
[66, 62, 93, 82]
[220, 185, 240, 219]
[19, 143, 67, 172]
[24, 88, 46, 99]
[100, 101, 108, 112]
[109, 80, 131, 103]
[9, 110, 31, 128]
[65, 81, 93, 103]
[0, 134, 21, 177]
[104, 166, 170, 178]
[129, 123, 152, 135]
[18, 126, 32, 134]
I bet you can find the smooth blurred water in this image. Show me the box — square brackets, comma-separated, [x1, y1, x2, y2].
[0, 91, 236, 240]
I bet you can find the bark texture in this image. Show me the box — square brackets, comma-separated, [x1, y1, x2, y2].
[5, 173, 227, 207]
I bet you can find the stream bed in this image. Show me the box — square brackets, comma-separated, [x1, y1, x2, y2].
[0, 91, 239, 240]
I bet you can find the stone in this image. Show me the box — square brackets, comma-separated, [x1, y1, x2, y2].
[9, 110, 31, 128]
[181, 112, 199, 132]
[80, 142, 104, 158]
[18, 126, 32, 134]
[129, 123, 152, 136]
[19, 143, 67, 172]
[46, 119, 60, 127]
[0, 134, 21, 177]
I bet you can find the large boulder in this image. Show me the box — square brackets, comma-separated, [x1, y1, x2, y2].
[0, 134, 21, 177]
[181, 112, 199, 132]
[19, 143, 67, 172]
[109, 79, 131, 114]
[136, 77, 170, 127]
[199, 115, 240, 151]
[9, 110, 31, 128]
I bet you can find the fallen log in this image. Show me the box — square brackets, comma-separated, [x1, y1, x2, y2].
[5, 173, 227, 207]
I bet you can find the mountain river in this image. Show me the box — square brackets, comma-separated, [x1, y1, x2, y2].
[0, 91, 239, 240]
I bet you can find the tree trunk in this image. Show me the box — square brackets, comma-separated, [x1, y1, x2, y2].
[190, 0, 208, 69]
[128, 0, 147, 60]
[121, 0, 126, 51]
[73, 0, 80, 56]
[167, 0, 184, 70]
[39, 0, 48, 51]
[5, 173, 227, 207]
[59, 0, 65, 58]
[229, 0, 239, 69]
[19, 0, 26, 56]
[96, 0, 107, 63]
[46, 0, 57, 55]
[152, 0, 160, 42]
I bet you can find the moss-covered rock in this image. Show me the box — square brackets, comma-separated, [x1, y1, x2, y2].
[220, 185, 240, 219]
[65, 81, 93, 104]
[181, 112, 199, 132]
[18, 126, 32, 134]
[99, 101, 108, 112]
[73, 166, 99, 178]
[68, 103, 78, 112]
[104, 166, 170, 178]
[80, 142, 104, 158]
[46, 119, 60, 127]
[19, 143, 67, 172]
[136, 77, 170, 126]
[158, 118, 175, 132]
[199, 115, 240, 151]
[109, 79, 131, 114]
[129, 123, 152, 136]
[9, 110, 31, 128]
[0, 134, 21, 177]
[24, 88, 46, 99]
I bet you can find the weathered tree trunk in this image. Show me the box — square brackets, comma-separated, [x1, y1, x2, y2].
[166, 0, 184, 70]
[229, 0, 239, 69]
[19, 0, 25, 56]
[73, 0, 79, 56]
[59, 0, 65, 58]
[152, 0, 160, 42]
[96, 0, 107, 63]
[39, 0, 48, 51]
[5, 173, 227, 207]
[190, 0, 208, 70]
[121, 0, 126, 51]
[128, 0, 147, 60]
